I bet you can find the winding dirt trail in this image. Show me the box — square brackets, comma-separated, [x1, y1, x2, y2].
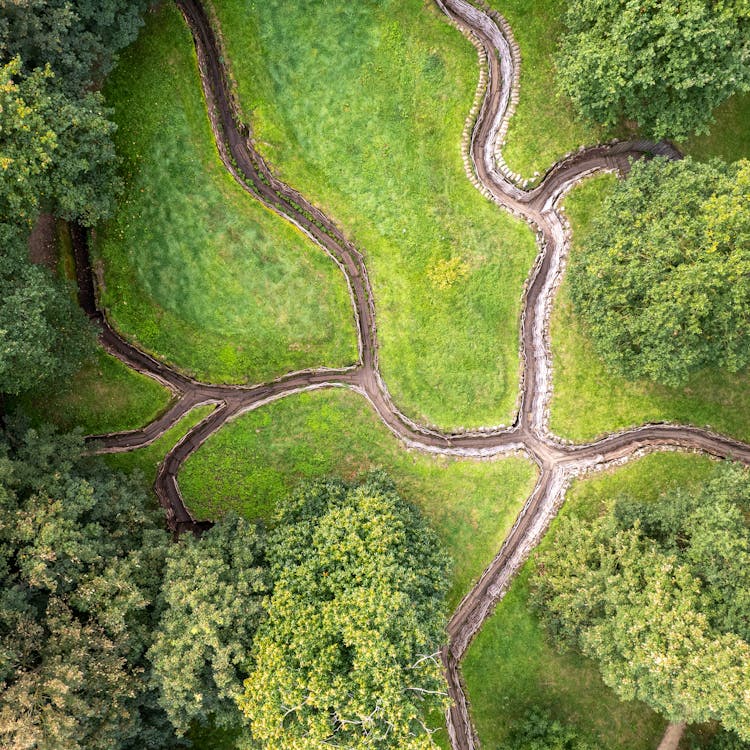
[77, 0, 750, 745]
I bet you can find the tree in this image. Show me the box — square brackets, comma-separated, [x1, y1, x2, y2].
[556, 0, 750, 140]
[709, 729, 750, 750]
[0, 0, 151, 95]
[239, 473, 450, 750]
[568, 157, 750, 387]
[0, 424, 177, 750]
[0, 56, 119, 226]
[149, 514, 270, 736]
[0, 223, 95, 395]
[531, 465, 750, 739]
[0, 59, 57, 224]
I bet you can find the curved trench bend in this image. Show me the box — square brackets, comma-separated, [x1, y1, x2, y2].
[77, 0, 750, 746]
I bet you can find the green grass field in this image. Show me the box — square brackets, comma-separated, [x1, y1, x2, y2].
[179, 387, 538, 611]
[685, 91, 750, 162]
[549, 175, 750, 443]
[12, 347, 171, 436]
[211, 0, 538, 430]
[96, 3, 357, 386]
[463, 451, 720, 749]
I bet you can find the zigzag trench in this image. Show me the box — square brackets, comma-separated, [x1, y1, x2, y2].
[74, 1, 750, 747]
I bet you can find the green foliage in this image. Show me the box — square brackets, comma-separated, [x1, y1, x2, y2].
[551, 174, 750, 443]
[0, 425, 177, 750]
[505, 709, 595, 750]
[531, 464, 750, 739]
[0, 223, 95, 395]
[239, 473, 450, 749]
[708, 729, 750, 750]
[557, 0, 750, 139]
[0, 56, 119, 226]
[568, 157, 750, 387]
[0, 0, 149, 95]
[0, 0, 152, 227]
[0, 59, 56, 223]
[149, 515, 270, 736]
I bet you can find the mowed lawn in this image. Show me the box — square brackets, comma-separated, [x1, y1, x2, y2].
[178, 387, 538, 611]
[463, 451, 721, 749]
[96, 3, 357, 386]
[550, 175, 750, 443]
[211, 0, 538, 430]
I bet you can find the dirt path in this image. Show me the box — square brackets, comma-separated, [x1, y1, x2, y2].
[658, 722, 687, 750]
[76, 0, 745, 744]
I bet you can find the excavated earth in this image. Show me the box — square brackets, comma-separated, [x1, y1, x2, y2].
[75, 1, 750, 747]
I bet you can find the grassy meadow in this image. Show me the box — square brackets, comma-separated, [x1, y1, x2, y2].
[210, 0, 538, 430]
[685, 91, 750, 162]
[463, 451, 721, 749]
[96, 3, 357, 386]
[14, 348, 171, 436]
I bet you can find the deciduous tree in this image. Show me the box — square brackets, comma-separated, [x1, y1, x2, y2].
[0, 223, 94, 396]
[531, 465, 750, 739]
[568, 157, 750, 387]
[149, 514, 270, 736]
[0, 0, 151, 95]
[0, 425, 176, 750]
[557, 0, 750, 139]
[239, 473, 450, 749]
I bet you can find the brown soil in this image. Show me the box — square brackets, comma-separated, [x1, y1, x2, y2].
[27, 213, 57, 269]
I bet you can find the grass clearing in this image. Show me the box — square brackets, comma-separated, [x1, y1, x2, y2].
[13, 347, 171, 436]
[211, 0, 537, 429]
[179, 387, 538, 611]
[97, 3, 357, 385]
[463, 451, 720, 749]
[684, 91, 750, 162]
[549, 174, 750, 443]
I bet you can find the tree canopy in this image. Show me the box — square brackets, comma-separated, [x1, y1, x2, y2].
[0, 0, 152, 397]
[505, 710, 595, 750]
[0, 425, 176, 750]
[568, 157, 750, 387]
[531, 464, 750, 738]
[239, 473, 450, 750]
[0, 0, 150, 96]
[556, 0, 750, 140]
[0, 223, 94, 395]
[149, 514, 270, 737]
